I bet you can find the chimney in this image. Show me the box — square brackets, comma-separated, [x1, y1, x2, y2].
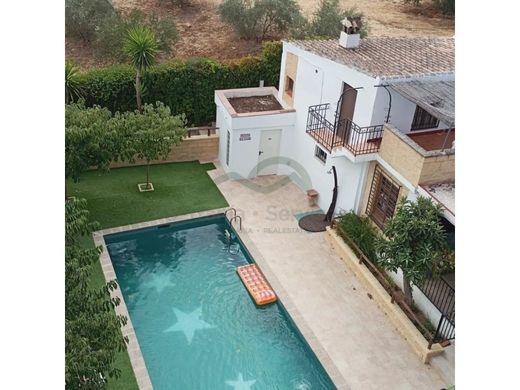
[339, 16, 362, 49]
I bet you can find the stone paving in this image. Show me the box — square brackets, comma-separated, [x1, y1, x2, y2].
[208, 165, 450, 390]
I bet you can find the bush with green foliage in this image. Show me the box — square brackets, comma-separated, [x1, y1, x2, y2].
[65, 198, 128, 388]
[404, 0, 454, 15]
[65, 101, 121, 182]
[336, 211, 379, 263]
[376, 196, 448, 304]
[218, 0, 304, 40]
[76, 41, 282, 125]
[95, 9, 179, 62]
[293, 1, 368, 39]
[65, 0, 115, 42]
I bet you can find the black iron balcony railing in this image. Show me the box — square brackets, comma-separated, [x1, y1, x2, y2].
[306, 104, 384, 155]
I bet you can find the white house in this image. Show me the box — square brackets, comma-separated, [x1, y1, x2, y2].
[214, 28, 455, 341]
[215, 33, 454, 223]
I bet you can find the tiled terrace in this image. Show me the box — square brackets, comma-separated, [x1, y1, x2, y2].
[408, 128, 455, 152]
[208, 164, 451, 389]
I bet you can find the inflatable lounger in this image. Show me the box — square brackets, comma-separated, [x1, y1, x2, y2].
[236, 264, 277, 305]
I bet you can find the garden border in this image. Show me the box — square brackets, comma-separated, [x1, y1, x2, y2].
[325, 226, 445, 363]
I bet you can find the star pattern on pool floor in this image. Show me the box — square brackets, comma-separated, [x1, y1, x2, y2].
[163, 307, 215, 344]
[225, 373, 256, 390]
[142, 272, 175, 294]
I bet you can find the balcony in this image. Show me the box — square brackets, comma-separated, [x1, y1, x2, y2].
[306, 104, 384, 155]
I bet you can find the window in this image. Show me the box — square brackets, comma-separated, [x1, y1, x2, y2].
[314, 145, 327, 163]
[366, 165, 401, 229]
[285, 76, 294, 97]
[226, 130, 230, 166]
[411, 105, 439, 131]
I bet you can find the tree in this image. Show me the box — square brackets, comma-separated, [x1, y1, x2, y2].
[118, 102, 187, 190]
[95, 9, 178, 62]
[376, 196, 447, 305]
[123, 26, 159, 112]
[65, 61, 83, 104]
[65, 0, 115, 42]
[219, 0, 303, 40]
[65, 198, 128, 388]
[65, 100, 120, 182]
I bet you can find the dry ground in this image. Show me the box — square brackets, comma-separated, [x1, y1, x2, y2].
[66, 0, 454, 69]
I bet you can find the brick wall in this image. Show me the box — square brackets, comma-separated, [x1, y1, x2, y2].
[110, 135, 219, 168]
[379, 125, 454, 187]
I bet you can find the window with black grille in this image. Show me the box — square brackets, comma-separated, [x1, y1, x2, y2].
[411, 105, 439, 131]
[314, 145, 327, 163]
[366, 165, 401, 229]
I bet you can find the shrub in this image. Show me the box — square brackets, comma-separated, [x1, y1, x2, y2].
[218, 0, 304, 40]
[297, 1, 368, 39]
[77, 41, 282, 125]
[403, 0, 455, 16]
[95, 9, 179, 62]
[65, 0, 115, 42]
[336, 211, 379, 263]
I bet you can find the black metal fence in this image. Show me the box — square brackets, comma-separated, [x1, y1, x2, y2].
[417, 274, 455, 344]
[306, 104, 384, 155]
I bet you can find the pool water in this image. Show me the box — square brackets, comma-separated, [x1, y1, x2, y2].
[105, 215, 335, 390]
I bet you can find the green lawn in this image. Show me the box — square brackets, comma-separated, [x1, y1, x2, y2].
[67, 161, 228, 229]
[72, 161, 228, 389]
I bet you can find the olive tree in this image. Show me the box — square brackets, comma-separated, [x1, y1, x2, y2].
[376, 196, 447, 305]
[219, 0, 304, 40]
[65, 198, 128, 388]
[117, 102, 187, 190]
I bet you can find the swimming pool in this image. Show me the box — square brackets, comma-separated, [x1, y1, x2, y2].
[105, 214, 335, 389]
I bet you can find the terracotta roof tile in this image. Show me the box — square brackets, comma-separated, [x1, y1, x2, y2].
[286, 37, 454, 78]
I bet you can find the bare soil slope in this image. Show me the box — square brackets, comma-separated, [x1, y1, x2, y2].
[66, 0, 454, 69]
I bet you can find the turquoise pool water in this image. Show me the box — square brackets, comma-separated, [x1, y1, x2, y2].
[105, 215, 335, 390]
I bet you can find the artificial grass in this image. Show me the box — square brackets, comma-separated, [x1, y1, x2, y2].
[66, 161, 229, 229]
[72, 161, 229, 389]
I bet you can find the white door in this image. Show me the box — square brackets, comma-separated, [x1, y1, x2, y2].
[257, 129, 282, 175]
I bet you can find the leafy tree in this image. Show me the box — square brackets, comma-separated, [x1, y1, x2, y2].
[219, 0, 304, 40]
[65, 100, 120, 182]
[117, 102, 187, 189]
[123, 26, 159, 112]
[65, 61, 84, 104]
[65, 0, 115, 42]
[296, 1, 368, 39]
[65, 198, 128, 388]
[376, 196, 447, 305]
[95, 9, 178, 62]
[403, 0, 455, 16]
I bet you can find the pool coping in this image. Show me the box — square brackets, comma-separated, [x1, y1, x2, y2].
[93, 206, 348, 389]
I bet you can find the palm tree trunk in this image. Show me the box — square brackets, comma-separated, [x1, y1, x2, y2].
[403, 274, 413, 306]
[135, 69, 142, 112]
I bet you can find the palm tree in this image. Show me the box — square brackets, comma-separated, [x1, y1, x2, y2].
[123, 26, 158, 112]
[65, 61, 83, 104]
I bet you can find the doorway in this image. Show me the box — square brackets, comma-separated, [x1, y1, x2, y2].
[337, 82, 358, 141]
[257, 129, 282, 175]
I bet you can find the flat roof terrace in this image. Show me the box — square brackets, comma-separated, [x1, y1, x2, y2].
[408, 128, 455, 152]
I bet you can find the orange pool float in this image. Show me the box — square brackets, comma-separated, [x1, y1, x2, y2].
[236, 264, 277, 305]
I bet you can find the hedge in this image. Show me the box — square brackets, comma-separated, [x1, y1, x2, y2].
[78, 41, 282, 125]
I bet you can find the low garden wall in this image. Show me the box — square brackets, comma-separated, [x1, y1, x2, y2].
[109, 134, 219, 168]
[325, 226, 445, 363]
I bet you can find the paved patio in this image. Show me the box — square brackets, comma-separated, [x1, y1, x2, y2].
[208, 165, 450, 389]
